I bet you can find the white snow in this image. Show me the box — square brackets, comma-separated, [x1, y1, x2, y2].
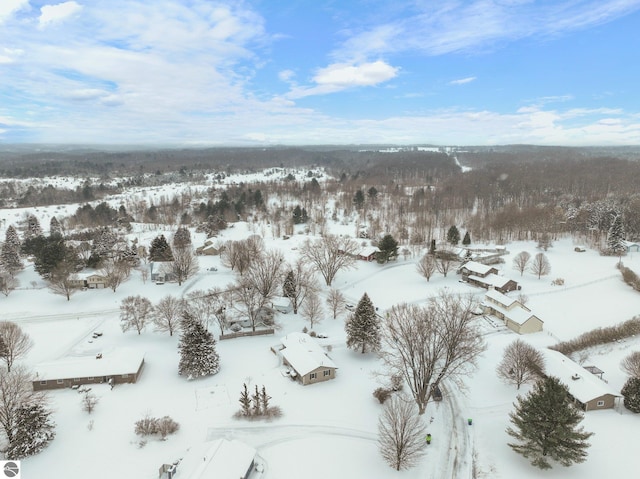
[1, 200, 639, 479]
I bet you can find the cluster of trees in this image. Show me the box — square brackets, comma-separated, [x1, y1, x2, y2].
[236, 383, 280, 419]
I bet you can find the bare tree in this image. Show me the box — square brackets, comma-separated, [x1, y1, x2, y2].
[0, 366, 41, 445]
[120, 295, 154, 335]
[0, 322, 33, 372]
[153, 295, 184, 336]
[48, 261, 80, 301]
[512, 251, 531, 277]
[300, 291, 323, 330]
[378, 394, 427, 471]
[416, 254, 436, 281]
[0, 272, 18, 297]
[82, 391, 99, 414]
[101, 259, 130, 292]
[283, 259, 317, 314]
[171, 247, 199, 286]
[435, 255, 455, 278]
[221, 237, 263, 275]
[496, 339, 545, 390]
[326, 288, 346, 319]
[138, 265, 149, 284]
[246, 249, 284, 300]
[380, 292, 485, 414]
[232, 279, 271, 332]
[530, 252, 551, 279]
[621, 351, 640, 377]
[301, 234, 359, 286]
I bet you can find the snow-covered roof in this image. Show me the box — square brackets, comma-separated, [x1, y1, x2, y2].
[358, 246, 379, 257]
[485, 289, 518, 309]
[462, 261, 495, 275]
[541, 349, 620, 403]
[469, 273, 514, 288]
[280, 332, 337, 376]
[182, 439, 256, 479]
[271, 296, 292, 308]
[34, 349, 144, 381]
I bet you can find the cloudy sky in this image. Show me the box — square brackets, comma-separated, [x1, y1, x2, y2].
[1, 0, 640, 146]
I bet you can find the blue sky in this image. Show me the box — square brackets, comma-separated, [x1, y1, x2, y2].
[1, 0, 640, 146]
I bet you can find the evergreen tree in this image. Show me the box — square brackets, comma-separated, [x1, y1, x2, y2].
[173, 227, 192, 249]
[149, 235, 174, 262]
[178, 312, 220, 379]
[462, 231, 471, 246]
[429, 239, 436, 255]
[261, 385, 271, 414]
[292, 205, 304, 224]
[6, 401, 56, 459]
[507, 376, 593, 470]
[239, 383, 251, 416]
[283, 270, 296, 299]
[607, 213, 626, 258]
[23, 214, 42, 241]
[345, 293, 380, 354]
[621, 377, 640, 413]
[49, 216, 62, 237]
[377, 234, 399, 263]
[91, 227, 117, 262]
[1, 225, 23, 276]
[252, 385, 261, 416]
[353, 189, 365, 210]
[446, 225, 460, 246]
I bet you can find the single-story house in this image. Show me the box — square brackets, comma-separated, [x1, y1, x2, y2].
[467, 273, 519, 293]
[276, 332, 337, 385]
[170, 438, 256, 479]
[271, 296, 293, 314]
[482, 289, 543, 334]
[541, 349, 621, 411]
[623, 240, 640, 253]
[357, 246, 380, 262]
[149, 261, 174, 283]
[458, 261, 499, 279]
[32, 349, 145, 391]
[196, 237, 224, 256]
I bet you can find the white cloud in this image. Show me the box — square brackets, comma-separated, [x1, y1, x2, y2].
[39, 1, 82, 28]
[278, 69, 296, 82]
[449, 76, 476, 85]
[0, 0, 29, 24]
[287, 60, 398, 98]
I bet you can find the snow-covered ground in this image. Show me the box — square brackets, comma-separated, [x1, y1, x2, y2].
[2, 200, 640, 478]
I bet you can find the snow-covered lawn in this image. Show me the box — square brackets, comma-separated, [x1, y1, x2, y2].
[2, 208, 640, 479]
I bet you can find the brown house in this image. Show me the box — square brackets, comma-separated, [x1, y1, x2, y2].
[32, 349, 145, 391]
[541, 349, 620, 411]
[86, 274, 108, 289]
[458, 260, 499, 279]
[277, 332, 337, 385]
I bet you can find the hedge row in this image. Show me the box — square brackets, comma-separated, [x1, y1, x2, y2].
[550, 316, 640, 356]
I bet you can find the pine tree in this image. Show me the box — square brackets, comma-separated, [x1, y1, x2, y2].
[429, 239, 436, 255]
[6, 402, 56, 459]
[292, 205, 304, 224]
[462, 231, 471, 246]
[149, 235, 174, 262]
[377, 234, 399, 263]
[446, 225, 460, 246]
[1, 226, 23, 276]
[283, 270, 296, 299]
[507, 376, 593, 469]
[621, 377, 640, 413]
[49, 216, 62, 237]
[23, 214, 42, 241]
[173, 227, 192, 249]
[252, 385, 261, 416]
[261, 385, 271, 414]
[239, 383, 251, 416]
[345, 293, 380, 354]
[353, 189, 365, 210]
[178, 312, 220, 379]
[607, 213, 626, 258]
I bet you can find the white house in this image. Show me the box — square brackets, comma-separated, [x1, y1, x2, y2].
[277, 332, 337, 385]
[172, 438, 256, 479]
[482, 289, 543, 334]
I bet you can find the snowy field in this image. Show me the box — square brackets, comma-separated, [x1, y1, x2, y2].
[2, 200, 640, 479]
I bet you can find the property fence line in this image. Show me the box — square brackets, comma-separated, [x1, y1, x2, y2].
[219, 328, 275, 340]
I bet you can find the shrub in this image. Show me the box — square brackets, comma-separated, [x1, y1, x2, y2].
[621, 377, 640, 413]
[373, 387, 392, 404]
[134, 414, 179, 439]
[550, 316, 640, 356]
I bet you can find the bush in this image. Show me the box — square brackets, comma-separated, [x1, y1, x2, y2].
[134, 414, 179, 439]
[373, 387, 392, 404]
[621, 377, 640, 413]
[550, 316, 640, 355]
[619, 264, 640, 292]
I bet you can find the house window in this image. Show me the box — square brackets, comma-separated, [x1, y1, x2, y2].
[87, 377, 94, 381]
[597, 400, 605, 407]
[40, 380, 47, 385]
[74, 378, 81, 382]
[122, 374, 129, 378]
[57, 379, 64, 384]
[309, 373, 317, 380]
[323, 370, 331, 377]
